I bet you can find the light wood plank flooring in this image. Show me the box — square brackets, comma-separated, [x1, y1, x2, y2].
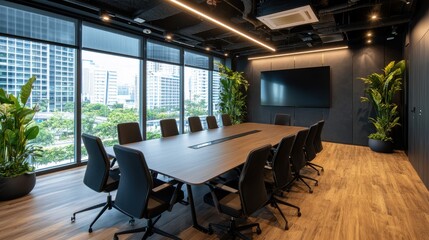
[1, 142, 429, 240]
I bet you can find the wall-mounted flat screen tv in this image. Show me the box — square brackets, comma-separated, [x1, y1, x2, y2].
[260, 66, 331, 108]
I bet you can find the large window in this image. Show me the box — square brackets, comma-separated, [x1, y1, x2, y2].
[81, 51, 140, 152]
[0, 2, 227, 172]
[212, 57, 223, 122]
[184, 51, 209, 131]
[146, 41, 181, 139]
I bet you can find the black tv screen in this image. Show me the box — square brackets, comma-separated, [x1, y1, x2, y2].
[260, 66, 331, 108]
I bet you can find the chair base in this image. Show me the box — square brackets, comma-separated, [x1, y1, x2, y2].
[209, 217, 261, 240]
[307, 162, 324, 175]
[288, 174, 318, 193]
[71, 193, 134, 233]
[114, 216, 180, 240]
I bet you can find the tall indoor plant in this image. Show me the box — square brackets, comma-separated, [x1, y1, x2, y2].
[0, 76, 42, 200]
[359, 60, 405, 153]
[217, 63, 249, 124]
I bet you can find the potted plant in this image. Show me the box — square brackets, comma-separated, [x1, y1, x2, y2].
[217, 63, 250, 124]
[0, 76, 42, 201]
[359, 60, 405, 153]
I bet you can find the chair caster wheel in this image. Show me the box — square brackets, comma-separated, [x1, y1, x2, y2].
[297, 211, 302, 217]
[321, 168, 324, 172]
[88, 228, 93, 233]
[309, 189, 313, 193]
[129, 219, 135, 225]
[315, 182, 319, 186]
[256, 226, 262, 234]
[71, 216, 75, 222]
[317, 172, 320, 176]
[113, 235, 119, 240]
[284, 223, 289, 230]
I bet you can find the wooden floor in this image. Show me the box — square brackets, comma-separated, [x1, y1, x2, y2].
[1, 142, 429, 240]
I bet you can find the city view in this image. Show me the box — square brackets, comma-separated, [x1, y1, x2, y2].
[0, 36, 220, 170]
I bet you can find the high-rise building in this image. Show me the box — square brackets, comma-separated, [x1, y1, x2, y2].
[146, 62, 180, 109]
[82, 59, 118, 106]
[0, 37, 75, 112]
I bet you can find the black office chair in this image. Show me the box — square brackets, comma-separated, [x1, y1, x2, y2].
[113, 145, 184, 240]
[289, 129, 318, 193]
[160, 118, 179, 137]
[314, 120, 325, 153]
[188, 116, 203, 133]
[204, 145, 271, 239]
[264, 135, 301, 230]
[273, 113, 291, 126]
[71, 134, 133, 233]
[305, 123, 324, 175]
[221, 113, 233, 126]
[206, 115, 219, 129]
[117, 122, 143, 144]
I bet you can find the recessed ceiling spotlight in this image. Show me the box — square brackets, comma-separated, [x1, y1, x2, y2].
[99, 11, 113, 22]
[165, 34, 173, 40]
[142, 29, 152, 34]
[205, 47, 211, 51]
[370, 14, 378, 20]
[367, 39, 372, 44]
[367, 32, 372, 37]
[224, 53, 229, 57]
[133, 17, 146, 24]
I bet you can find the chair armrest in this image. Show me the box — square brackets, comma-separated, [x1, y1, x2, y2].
[152, 179, 179, 192]
[264, 165, 272, 170]
[214, 183, 238, 194]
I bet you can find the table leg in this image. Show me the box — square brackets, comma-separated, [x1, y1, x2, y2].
[186, 184, 209, 233]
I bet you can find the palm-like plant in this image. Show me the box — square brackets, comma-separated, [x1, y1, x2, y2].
[0, 76, 42, 177]
[217, 63, 249, 124]
[359, 60, 405, 142]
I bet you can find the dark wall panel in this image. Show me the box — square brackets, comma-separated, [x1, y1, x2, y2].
[237, 43, 403, 146]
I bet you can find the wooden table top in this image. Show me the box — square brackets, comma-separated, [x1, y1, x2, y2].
[107, 122, 306, 185]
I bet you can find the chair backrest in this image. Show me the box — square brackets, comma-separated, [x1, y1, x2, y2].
[188, 116, 203, 133]
[113, 145, 153, 218]
[160, 118, 179, 137]
[117, 122, 143, 144]
[221, 114, 232, 126]
[239, 144, 271, 216]
[271, 135, 296, 188]
[206, 116, 219, 129]
[289, 129, 309, 172]
[81, 133, 111, 193]
[305, 123, 318, 161]
[274, 113, 291, 126]
[314, 120, 324, 153]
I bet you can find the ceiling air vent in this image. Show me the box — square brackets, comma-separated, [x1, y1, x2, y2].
[256, 5, 318, 30]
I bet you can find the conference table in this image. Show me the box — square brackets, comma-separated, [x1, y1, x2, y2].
[106, 122, 306, 232]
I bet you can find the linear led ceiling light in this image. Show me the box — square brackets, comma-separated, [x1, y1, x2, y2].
[168, 0, 276, 52]
[248, 46, 348, 60]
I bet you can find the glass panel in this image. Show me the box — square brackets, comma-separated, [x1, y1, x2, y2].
[82, 23, 141, 57]
[212, 70, 221, 120]
[81, 51, 140, 158]
[147, 40, 180, 64]
[184, 66, 209, 131]
[146, 61, 180, 139]
[0, 36, 76, 170]
[0, 3, 76, 45]
[185, 51, 209, 69]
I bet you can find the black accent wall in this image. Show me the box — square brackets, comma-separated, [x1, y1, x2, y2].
[407, 1, 429, 188]
[236, 43, 403, 146]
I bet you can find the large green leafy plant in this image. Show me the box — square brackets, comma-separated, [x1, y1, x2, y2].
[0, 76, 42, 177]
[217, 63, 249, 124]
[359, 60, 405, 142]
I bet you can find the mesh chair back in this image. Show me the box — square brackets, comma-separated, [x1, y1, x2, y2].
[239, 144, 271, 216]
[160, 119, 179, 137]
[221, 114, 232, 126]
[113, 145, 153, 218]
[117, 122, 143, 144]
[82, 134, 110, 193]
[274, 113, 291, 126]
[206, 116, 219, 129]
[188, 116, 203, 133]
[290, 129, 309, 172]
[314, 120, 324, 153]
[272, 135, 296, 188]
[305, 123, 318, 161]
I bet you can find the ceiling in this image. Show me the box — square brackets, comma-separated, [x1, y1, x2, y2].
[24, 0, 416, 57]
